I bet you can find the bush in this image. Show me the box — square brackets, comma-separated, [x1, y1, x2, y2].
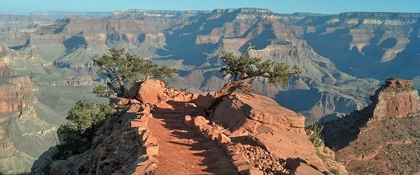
[52, 100, 115, 160]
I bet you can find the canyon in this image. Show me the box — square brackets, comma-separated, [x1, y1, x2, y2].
[0, 8, 419, 174]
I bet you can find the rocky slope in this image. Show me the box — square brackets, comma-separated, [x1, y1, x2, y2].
[197, 92, 347, 174]
[42, 79, 345, 175]
[321, 78, 420, 174]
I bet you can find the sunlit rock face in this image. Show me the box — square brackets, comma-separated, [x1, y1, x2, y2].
[371, 78, 420, 119]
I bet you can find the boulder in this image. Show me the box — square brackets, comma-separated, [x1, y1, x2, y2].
[129, 79, 166, 105]
[217, 133, 231, 146]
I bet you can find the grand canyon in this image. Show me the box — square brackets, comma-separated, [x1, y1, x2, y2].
[0, 7, 419, 175]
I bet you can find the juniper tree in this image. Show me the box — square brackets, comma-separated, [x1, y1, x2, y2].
[93, 48, 177, 98]
[219, 45, 301, 96]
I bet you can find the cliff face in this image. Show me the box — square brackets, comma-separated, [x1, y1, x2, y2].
[371, 78, 420, 119]
[0, 48, 58, 174]
[321, 78, 420, 175]
[297, 12, 420, 80]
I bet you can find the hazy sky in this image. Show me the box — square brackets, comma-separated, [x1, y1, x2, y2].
[0, 0, 419, 14]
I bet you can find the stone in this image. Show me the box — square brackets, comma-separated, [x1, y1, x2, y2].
[109, 97, 130, 106]
[289, 163, 323, 175]
[217, 133, 231, 146]
[193, 116, 209, 130]
[145, 137, 158, 145]
[211, 93, 306, 134]
[184, 115, 193, 128]
[131, 120, 146, 128]
[196, 92, 217, 109]
[133, 155, 158, 174]
[129, 79, 166, 105]
[145, 144, 159, 156]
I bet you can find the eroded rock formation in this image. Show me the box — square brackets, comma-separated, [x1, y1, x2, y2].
[0, 48, 58, 174]
[371, 78, 420, 119]
[193, 92, 346, 174]
[322, 78, 420, 174]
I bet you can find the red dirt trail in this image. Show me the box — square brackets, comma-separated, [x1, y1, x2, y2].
[148, 101, 237, 175]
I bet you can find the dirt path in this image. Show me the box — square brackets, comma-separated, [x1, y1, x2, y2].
[149, 101, 237, 175]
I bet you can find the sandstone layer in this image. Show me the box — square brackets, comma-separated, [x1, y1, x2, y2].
[371, 78, 420, 119]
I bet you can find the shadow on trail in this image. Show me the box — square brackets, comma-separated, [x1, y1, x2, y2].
[151, 100, 237, 174]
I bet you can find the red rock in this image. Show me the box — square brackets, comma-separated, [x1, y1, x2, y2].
[211, 93, 306, 134]
[371, 78, 420, 119]
[184, 115, 193, 128]
[145, 144, 159, 156]
[217, 133, 231, 146]
[289, 163, 323, 175]
[129, 79, 166, 105]
[145, 137, 158, 145]
[193, 116, 209, 129]
[0, 76, 34, 113]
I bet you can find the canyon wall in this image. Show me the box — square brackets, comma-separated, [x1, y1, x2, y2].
[321, 78, 420, 174]
[0, 47, 58, 174]
[371, 78, 420, 119]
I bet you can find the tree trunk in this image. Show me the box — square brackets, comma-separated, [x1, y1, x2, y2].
[218, 82, 234, 97]
[117, 79, 126, 97]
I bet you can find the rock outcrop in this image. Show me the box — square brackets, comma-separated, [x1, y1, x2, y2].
[321, 78, 420, 175]
[193, 93, 345, 174]
[371, 78, 420, 119]
[209, 93, 306, 135]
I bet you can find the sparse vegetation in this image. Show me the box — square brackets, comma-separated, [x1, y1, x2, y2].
[306, 123, 324, 148]
[329, 168, 341, 175]
[52, 100, 115, 160]
[93, 48, 177, 98]
[218, 44, 301, 96]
